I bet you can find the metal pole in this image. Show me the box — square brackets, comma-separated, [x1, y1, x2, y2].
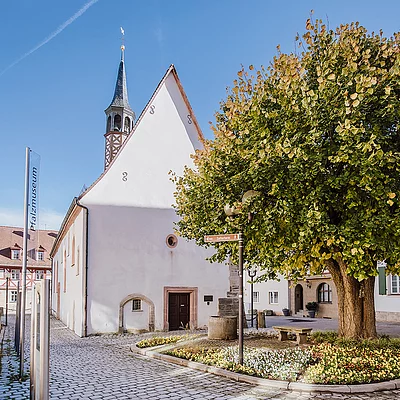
[238, 232, 244, 365]
[5, 277, 8, 326]
[250, 277, 254, 328]
[20, 146, 30, 378]
[248, 267, 257, 329]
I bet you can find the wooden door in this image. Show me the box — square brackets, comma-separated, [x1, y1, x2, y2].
[295, 284, 303, 313]
[168, 293, 190, 330]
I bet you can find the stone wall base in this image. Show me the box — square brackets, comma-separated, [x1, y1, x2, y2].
[376, 311, 400, 323]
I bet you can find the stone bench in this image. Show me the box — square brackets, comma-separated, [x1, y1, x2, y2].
[272, 326, 312, 345]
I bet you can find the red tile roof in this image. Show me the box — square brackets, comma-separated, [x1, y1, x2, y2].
[0, 226, 58, 269]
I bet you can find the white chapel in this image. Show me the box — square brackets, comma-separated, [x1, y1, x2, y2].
[50, 44, 230, 336]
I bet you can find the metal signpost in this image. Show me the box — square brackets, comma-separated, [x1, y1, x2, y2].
[204, 233, 244, 365]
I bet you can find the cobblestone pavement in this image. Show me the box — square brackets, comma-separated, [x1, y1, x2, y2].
[1, 316, 400, 399]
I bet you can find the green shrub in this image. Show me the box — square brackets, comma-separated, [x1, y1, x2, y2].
[310, 331, 338, 344]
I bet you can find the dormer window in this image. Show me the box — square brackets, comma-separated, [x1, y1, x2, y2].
[12, 249, 20, 260]
[37, 251, 44, 261]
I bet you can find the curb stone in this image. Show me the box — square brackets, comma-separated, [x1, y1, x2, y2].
[132, 343, 400, 394]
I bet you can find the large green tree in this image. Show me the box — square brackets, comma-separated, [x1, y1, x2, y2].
[173, 19, 400, 338]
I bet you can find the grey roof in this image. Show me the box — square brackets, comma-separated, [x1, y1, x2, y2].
[108, 59, 133, 111]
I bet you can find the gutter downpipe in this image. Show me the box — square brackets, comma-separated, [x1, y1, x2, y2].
[76, 198, 89, 337]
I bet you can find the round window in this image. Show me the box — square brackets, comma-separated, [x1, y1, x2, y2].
[166, 234, 178, 248]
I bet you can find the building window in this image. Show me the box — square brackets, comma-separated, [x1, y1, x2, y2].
[76, 247, 80, 276]
[0, 269, 4, 278]
[11, 270, 19, 280]
[166, 234, 178, 248]
[10, 290, 18, 303]
[132, 299, 142, 311]
[37, 251, 44, 261]
[269, 291, 279, 304]
[36, 270, 44, 280]
[11, 250, 20, 259]
[391, 275, 400, 294]
[71, 236, 76, 265]
[318, 283, 332, 303]
[252, 291, 260, 303]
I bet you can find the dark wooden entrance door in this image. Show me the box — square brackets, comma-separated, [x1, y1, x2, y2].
[295, 284, 303, 313]
[168, 293, 190, 330]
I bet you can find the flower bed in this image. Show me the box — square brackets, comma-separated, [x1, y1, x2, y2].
[164, 346, 312, 381]
[136, 335, 184, 348]
[162, 332, 400, 384]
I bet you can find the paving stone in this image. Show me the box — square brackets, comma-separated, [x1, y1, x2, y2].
[2, 315, 400, 399]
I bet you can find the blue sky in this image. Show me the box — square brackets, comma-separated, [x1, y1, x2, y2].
[0, 0, 399, 230]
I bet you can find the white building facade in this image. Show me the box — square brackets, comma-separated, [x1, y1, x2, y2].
[51, 50, 229, 336]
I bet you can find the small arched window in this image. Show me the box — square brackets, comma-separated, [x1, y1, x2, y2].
[124, 117, 131, 133]
[71, 236, 76, 265]
[318, 283, 332, 303]
[114, 114, 121, 131]
[106, 116, 111, 132]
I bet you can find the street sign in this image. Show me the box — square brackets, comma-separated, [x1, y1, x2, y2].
[204, 234, 239, 243]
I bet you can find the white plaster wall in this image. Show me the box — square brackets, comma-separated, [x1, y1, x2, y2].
[83, 73, 202, 209]
[243, 275, 289, 315]
[374, 277, 400, 314]
[84, 205, 229, 334]
[51, 210, 86, 336]
[124, 300, 149, 332]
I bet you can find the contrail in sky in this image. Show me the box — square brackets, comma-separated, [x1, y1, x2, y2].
[0, 0, 99, 77]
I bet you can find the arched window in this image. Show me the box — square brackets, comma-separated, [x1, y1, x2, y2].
[106, 116, 111, 132]
[124, 117, 131, 133]
[114, 114, 121, 131]
[71, 236, 76, 265]
[318, 283, 332, 303]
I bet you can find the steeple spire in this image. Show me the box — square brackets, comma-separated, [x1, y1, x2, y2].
[104, 28, 135, 169]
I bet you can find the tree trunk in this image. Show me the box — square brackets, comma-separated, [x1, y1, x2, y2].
[326, 258, 377, 339]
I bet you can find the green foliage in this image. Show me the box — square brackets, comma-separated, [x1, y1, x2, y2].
[311, 331, 400, 350]
[305, 301, 319, 310]
[136, 335, 183, 348]
[311, 330, 339, 343]
[173, 17, 400, 281]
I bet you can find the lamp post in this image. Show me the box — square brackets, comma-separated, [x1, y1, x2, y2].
[223, 190, 260, 365]
[223, 204, 244, 365]
[248, 266, 257, 328]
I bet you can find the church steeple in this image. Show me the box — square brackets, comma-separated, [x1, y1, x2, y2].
[104, 30, 135, 169]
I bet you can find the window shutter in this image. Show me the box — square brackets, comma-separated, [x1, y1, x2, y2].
[378, 266, 387, 295]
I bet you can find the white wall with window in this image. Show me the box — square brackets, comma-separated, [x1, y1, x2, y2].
[37, 251, 44, 261]
[10, 290, 18, 302]
[390, 275, 399, 294]
[123, 298, 149, 333]
[375, 263, 400, 322]
[252, 291, 259, 303]
[11, 269, 19, 280]
[243, 273, 289, 315]
[269, 291, 279, 304]
[35, 270, 45, 280]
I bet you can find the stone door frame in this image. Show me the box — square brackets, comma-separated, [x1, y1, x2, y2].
[164, 287, 198, 331]
[119, 293, 155, 333]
